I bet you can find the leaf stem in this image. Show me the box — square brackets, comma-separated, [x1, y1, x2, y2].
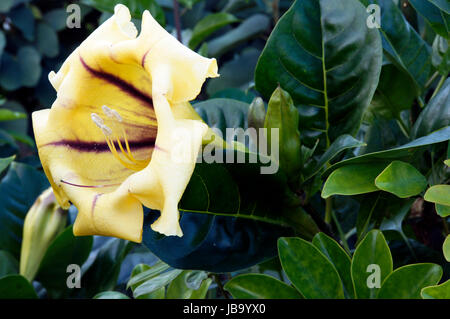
[172, 0, 182, 42]
[331, 209, 351, 254]
[424, 71, 439, 89]
[430, 75, 446, 100]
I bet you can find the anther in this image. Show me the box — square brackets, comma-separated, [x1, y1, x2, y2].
[102, 105, 114, 118]
[91, 113, 104, 128]
[101, 125, 112, 136]
[111, 109, 123, 122]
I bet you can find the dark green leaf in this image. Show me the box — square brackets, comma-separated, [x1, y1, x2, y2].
[255, 0, 382, 148]
[0, 155, 14, 174]
[0, 275, 37, 299]
[411, 78, 449, 139]
[278, 237, 344, 299]
[36, 23, 59, 58]
[36, 226, 93, 298]
[351, 230, 393, 299]
[0, 162, 49, 259]
[207, 14, 269, 57]
[304, 135, 365, 181]
[377, 263, 442, 299]
[133, 269, 182, 299]
[321, 163, 387, 198]
[189, 13, 239, 49]
[409, 0, 449, 38]
[18, 46, 41, 87]
[312, 233, 354, 298]
[166, 270, 211, 299]
[43, 9, 68, 31]
[324, 127, 450, 177]
[127, 261, 170, 290]
[361, 0, 432, 91]
[0, 250, 18, 278]
[224, 273, 302, 299]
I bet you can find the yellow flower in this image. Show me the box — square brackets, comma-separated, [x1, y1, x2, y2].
[32, 4, 218, 243]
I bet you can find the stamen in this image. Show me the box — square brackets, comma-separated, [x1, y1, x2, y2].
[91, 107, 149, 171]
[91, 113, 104, 128]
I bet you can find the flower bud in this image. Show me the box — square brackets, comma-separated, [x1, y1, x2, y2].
[248, 97, 266, 130]
[20, 187, 67, 281]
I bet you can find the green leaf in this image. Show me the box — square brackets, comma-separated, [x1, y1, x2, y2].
[127, 261, 170, 290]
[93, 291, 130, 299]
[377, 263, 442, 299]
[0, 31, 5, 60]
[421, 279, 450, 299]
[0, 53, 22, 91]
[43, 9, 68, 31]
[312, 233, 354, 298]
[0, 155, 14, 174]
[409, 0, 449, 38]
[178, 0, 204, 9]
[167, 270, 211, 299]
[351, 230, 393, 299]
[411, 78, 449, 139]
[224, 273, 302, 299]
[264, 86, 302, 178]
[133, 269, 182, 299]
[18, 46, 41, 87]
[36, 23, 59, 58]
[0, 109, 26, 121]
[424, 185, 450, 206]
[436, 204, 450, 217]
[443, 235, 450, 262]
[0, 162, 49, 259]
[81, 0, 165, 25]
[189, 13, 239, 49]
[366, 64, 417, 121]
[428, 0, 450, 13]
[374, 161, 427, 198]
[35, 226, 93, 298]
[322, 163, 387, 198]
[207, 14, 269, 57]
[79, 238, 134, 298]
[304, 135, 365, 181]
[324, 127, 450, 176]
[278, 237, 344, 299]
[0, 250, 18, 278]
[0, 0, 14, 13]
[255, 0, 382, 148]
[361, 0, 432, 91]
[0, 275, 37, 299]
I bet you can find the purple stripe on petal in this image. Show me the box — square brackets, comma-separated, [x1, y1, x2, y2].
[42, 138, 155, 153]
[80, 56, 153, 109]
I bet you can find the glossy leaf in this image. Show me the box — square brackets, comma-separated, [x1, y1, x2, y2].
[424, 185, 450, 206]
[133, 269, 182, 299]
[411, 78, 449, 139]
[0, 275, 37, 299]
[421, 279, 450, 299]
[189, 13, 239, 49]
[0, 250, 18, 278]
[207, 14, 269, 57]
[409, 0, 449, 38]
[436, 204, 450, 217]
[312, 233, 354, 298]
[323, 127, 450, 176]
[361, 0, 432, 91]
[0, 109, 26, 121]
[304, 134, 365, 181]
[0, 162, 49, 259]
[224, 273, 302, 299]
[0, 155, 14, 174]
[35, 226, 93, 298]
[321, 163, 387, 198]
[93, 291, 130, 299]
[378, 263, 442, 299]
[167, 270, 211, 299]
[278, 237, 344, 299]
[351, 230, 393, 299]
[374, 161, 427, 198]
[443, 235, 450, 262]
[264, 86, 302, 178]
[366, 64, 417, 121]
[127, 261, 170, 290]
[255, 0, 382, 148]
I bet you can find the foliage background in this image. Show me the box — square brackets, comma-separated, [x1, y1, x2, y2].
[0, 0, 448, 299]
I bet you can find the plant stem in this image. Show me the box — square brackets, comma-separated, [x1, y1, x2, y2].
[212, 274, 229, 299]
[331, 209, 351, 254]
[172, 0, 182, 42]
[424, 71, 439, 89]
[396, 118, 410, 139]
[325, 197, 332, 223]
[430, 75, 446, 100]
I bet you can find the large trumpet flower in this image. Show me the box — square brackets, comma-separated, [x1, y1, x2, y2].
[32, 4, 218, 243]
